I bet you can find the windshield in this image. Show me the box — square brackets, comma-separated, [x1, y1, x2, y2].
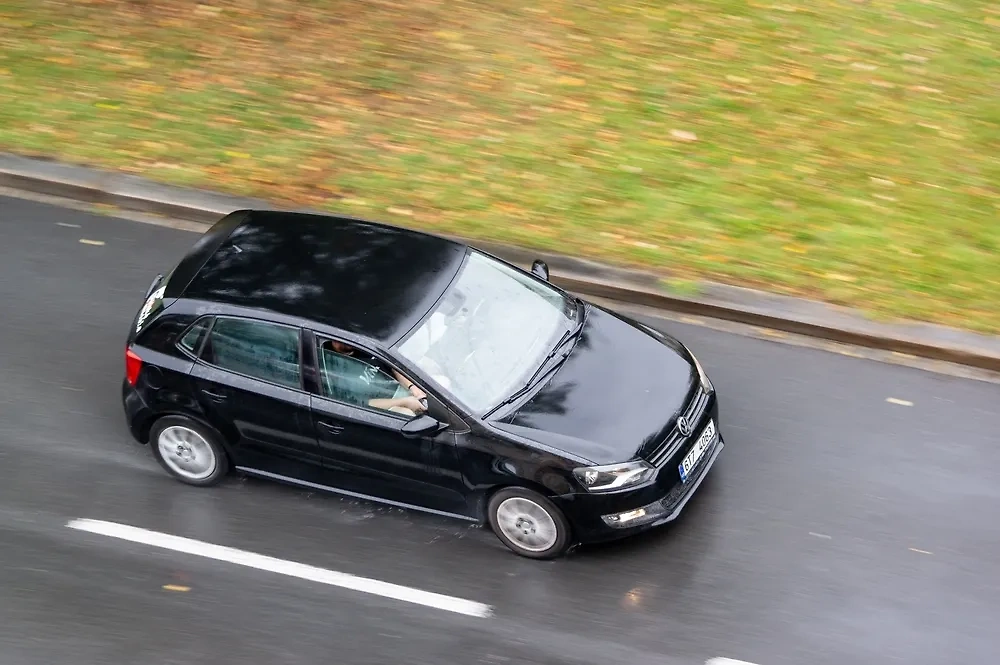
[396, 251, 579, 414]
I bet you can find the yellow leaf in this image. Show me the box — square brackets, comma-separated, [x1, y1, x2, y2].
[670, 129, 698, 142]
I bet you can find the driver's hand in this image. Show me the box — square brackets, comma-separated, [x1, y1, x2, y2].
[408, 383, 427, 400]
[397, 396, 428, 414]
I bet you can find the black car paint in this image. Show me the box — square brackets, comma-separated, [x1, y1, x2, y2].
[180, 210, 469, 345]
[497, 305, 697, 465]
[123, 209, 723, 547]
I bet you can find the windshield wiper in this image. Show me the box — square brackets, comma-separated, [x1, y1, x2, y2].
[482, 308, 587, 419]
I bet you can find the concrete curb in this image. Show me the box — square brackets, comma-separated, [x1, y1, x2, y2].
[3, 152, 999, 373]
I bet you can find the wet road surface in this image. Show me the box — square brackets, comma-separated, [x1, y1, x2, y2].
[1, 194, 999, 665]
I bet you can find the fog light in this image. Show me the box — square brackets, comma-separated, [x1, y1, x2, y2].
[602, 507, 650, 527]
[618, 508, 646, 522]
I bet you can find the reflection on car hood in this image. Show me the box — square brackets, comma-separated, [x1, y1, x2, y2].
[495, 306, 696, 465]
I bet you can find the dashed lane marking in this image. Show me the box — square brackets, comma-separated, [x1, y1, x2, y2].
[78, 238, 105, 246]
[886, 397, 913, 407]
[707, 659, 761, 665]
[808, 532, 832, 539]
[67, 518, 493, 618]
[909, 548, 933, 555]
[56, 222, 81, 228]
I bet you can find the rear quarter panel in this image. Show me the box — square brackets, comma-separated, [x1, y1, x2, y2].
[129, 311, 201, 441]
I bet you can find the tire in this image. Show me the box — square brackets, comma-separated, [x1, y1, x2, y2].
[487, 487, 571, 560]
[149, 416, 229, 487]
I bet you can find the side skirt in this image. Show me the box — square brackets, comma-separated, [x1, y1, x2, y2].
[234, 466, 482, 524]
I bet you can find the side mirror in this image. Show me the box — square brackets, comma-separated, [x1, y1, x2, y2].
[531, 259, 550, 281]
[400, 414, 447, 439]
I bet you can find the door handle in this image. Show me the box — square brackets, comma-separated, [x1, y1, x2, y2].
[201, 389, 228, 402]
[318, 421, 344, 435]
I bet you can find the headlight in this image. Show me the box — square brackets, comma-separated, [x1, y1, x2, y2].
[690, 351, 714, 392]
[573, 460, 655, 492]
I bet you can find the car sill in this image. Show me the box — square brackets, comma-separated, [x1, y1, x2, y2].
[234, 467, 479, 523]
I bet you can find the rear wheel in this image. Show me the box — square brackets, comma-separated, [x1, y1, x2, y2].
[149, 416, 229, 487]
[487, 487, 571, 559]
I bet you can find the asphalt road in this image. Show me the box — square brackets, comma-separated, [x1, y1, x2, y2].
[1, 193, 999, 665]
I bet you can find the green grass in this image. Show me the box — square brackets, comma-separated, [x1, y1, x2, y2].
[1, 0, 998, 331]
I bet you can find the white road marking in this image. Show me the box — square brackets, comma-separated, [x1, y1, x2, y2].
[808, 532, 832, 539]
[66, 518, 493, 618]
[886, 397, 913, 406]
[707, 658, 761, 665]
[909, 547, 933, 555]
[78, 238, 105, 246]
[56, 222, 81, 228]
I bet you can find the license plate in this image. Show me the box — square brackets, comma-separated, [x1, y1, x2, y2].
[678, 419, 715, 483]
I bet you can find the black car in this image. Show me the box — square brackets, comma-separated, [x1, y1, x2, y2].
[123, 210, 724, 559]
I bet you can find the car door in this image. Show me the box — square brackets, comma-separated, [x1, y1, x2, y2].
[188, 315, 323, 484]
[308, 332, 471, 518]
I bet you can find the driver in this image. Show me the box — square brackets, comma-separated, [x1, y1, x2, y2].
[323, 340, 428, 416]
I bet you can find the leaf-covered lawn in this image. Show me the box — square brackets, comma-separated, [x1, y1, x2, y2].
[1, 0, 998, 330]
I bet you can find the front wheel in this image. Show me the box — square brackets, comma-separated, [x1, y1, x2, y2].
[487, 487, 571, 559]
[149, 416, 229, 487]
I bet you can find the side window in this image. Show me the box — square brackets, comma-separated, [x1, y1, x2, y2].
[204, 317, 302, 390]
[138, 314, 197, 355]
[317, 341, 412, 415]
[177, 317, 212, 357]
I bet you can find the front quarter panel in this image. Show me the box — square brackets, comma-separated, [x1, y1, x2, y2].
[456, 423, 582, 520]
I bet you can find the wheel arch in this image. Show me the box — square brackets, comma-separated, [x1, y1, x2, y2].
[141, 411, 233, 457]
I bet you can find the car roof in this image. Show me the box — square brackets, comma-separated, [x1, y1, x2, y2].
[179, 210, 469, 345]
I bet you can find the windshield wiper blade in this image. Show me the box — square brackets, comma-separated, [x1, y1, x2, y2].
[482, 314, 586, 419]
[482, 356, 565, 419]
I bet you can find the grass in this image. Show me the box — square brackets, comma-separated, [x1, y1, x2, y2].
[1, 0, 998, 332]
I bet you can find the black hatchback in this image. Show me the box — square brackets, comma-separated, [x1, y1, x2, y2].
[123, 209, 724, 559]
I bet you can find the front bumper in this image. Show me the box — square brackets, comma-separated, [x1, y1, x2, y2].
[556, 396, 724, 545]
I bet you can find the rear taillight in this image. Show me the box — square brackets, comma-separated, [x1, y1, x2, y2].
[125, 347, 143, 386]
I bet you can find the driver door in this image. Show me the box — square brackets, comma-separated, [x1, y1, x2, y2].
[308, 333, 471, 518]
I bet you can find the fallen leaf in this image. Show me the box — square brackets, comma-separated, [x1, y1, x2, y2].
[670, 129, 698, 142]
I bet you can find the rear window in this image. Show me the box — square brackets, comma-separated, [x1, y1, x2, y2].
[135, 284, 167, 335]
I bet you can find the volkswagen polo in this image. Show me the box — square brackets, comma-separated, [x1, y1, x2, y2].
[122, 209, 724, 559]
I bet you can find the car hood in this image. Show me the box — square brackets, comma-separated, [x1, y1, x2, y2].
[493, 305, 697, 465]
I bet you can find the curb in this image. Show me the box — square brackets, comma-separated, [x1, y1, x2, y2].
[3, 152, 999, 374]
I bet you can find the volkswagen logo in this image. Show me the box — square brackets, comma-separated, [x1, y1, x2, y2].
[676, 416, 693, 437]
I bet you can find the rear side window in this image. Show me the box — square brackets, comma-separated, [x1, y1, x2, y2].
[137, 313, 198, 355]
[203, 317, 302, 390]
[178, 317, 212, 356]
